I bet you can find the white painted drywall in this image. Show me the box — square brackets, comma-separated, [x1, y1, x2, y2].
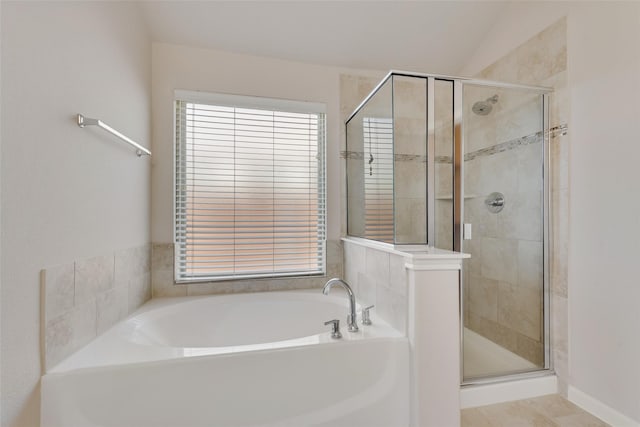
[566, 3, 640, 423]
[459, 2, 640, 423]
[0, 2, 151, 426]
[151, 43, 382, 245]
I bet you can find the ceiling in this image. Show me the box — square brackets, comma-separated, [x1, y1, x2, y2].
[140, 1, 509, 74]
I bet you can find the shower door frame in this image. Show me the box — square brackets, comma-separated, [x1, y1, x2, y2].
[453, 82, 553, 386]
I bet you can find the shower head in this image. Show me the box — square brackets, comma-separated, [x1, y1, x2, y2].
[471, 94, 499, 116]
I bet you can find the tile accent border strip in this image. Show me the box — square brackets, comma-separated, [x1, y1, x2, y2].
[341, 123, 569, 164]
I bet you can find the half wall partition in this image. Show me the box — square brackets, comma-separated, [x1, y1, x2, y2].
[345, 71, 552, 384]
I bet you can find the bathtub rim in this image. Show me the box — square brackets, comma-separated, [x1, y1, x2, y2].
[47, 289, 404, 374]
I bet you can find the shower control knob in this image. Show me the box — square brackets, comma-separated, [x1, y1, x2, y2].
[484, 192, 505, 213]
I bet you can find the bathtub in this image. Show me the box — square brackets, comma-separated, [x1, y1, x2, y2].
[41, 290, 410, 427]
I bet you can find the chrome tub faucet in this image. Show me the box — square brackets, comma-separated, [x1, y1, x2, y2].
[322, 278, 359, 332]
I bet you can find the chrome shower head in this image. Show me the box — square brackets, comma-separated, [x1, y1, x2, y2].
[472, 94, 499, 116]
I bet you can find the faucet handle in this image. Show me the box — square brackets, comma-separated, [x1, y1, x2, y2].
[362, 305, 375, 325]
[324, 319, 342, 339]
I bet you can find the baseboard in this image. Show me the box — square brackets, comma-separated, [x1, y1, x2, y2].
[568, 386, 639, 427]
[460, 374, 557, 408]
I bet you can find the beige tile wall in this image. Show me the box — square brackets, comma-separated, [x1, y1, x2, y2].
[343, 239, 408, 333]
[393, 76, 428, 244]
[41, 244, 151, 371]
[151, 240, 343, 297]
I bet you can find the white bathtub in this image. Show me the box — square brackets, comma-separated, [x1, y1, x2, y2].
[41, 290, 410, 427]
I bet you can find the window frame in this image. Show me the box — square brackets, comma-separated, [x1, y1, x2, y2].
[173, 90, 327, 283]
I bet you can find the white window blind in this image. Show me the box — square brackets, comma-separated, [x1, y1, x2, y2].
[175, 94, 326, 282]
[363, 117, 394, 242]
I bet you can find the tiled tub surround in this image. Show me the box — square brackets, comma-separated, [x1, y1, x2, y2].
[151, 239, 343, 297]
[41, 244, 151, 371]
[343, 237, 409, 333]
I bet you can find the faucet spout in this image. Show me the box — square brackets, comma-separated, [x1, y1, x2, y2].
[322, 278, 359, 332]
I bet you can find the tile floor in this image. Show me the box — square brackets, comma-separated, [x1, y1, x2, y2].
[461, 394, 609, 427]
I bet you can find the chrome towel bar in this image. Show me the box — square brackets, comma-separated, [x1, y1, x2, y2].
[77, 114, 151, 157]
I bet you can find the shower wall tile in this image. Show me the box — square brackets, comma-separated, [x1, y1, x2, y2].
[480, 238, 518, 283]
[478, 18, 566, 85]
[468, 275, 499, 322]
[518, 240, 544, 289]
[435, 163, 453, 197]
[467, 311, 517, 353]
[395, 161, 426, 199]
[395, 197, 427, 244]
[464, 196, 499, 239]
[497, 191, 543, 242]
[41, 244, 151, 372]
[518, 142, 544, 194]
[478, 150, 519, 198]
[494, 96, 542, 146]
[497, 282, 542, 342]
[552, 295, 569, 394]
[435, 200, 454, 250]
[393, 78, 427, 120]
[516, 333, 544, 367]
[544, 70, 569, 128]
[551, 188, 569, 298]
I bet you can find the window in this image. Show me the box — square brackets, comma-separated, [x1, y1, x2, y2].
[174, 92, 326, 282]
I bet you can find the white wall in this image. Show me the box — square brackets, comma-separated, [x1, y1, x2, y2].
[460, 2, 640, 423]
[566, 4, 640, 422]
[0, 2, 151, 426]
[151, 43, 381, 245]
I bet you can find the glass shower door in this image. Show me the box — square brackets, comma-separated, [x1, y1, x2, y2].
[461, 84, 548, 381]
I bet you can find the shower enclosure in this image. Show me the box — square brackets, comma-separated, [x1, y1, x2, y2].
[345, 71, 551, 384]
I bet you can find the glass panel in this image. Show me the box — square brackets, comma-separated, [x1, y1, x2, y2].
[346, 79, 394, 243]
[461, 84, 545, 381]
[392, 76, 427, 244]
[434, 79, 454, 250]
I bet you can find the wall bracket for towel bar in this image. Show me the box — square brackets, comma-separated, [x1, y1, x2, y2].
[77, 114, 151, 157]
